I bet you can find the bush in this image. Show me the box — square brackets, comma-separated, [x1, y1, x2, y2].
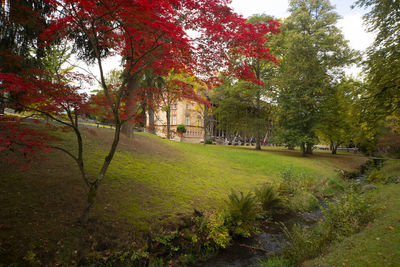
[283, 186, 376, 265]
[205, 139, 213, 144]
[279, 167, 314, 194]
[225, 190, 260, 237]
[289, 191, 319, 212]
[176, 124, 187, 134]
[195, 211, 231, 250]
[279, 167, 321, 212]
[321, 186, 376, 240]
[281, 186, 376, 265]
[367, 169, 384, 183]
[282, 223, 323, 264]
[254, 184, 282, 215]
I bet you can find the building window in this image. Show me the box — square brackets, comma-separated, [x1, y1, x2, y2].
[172, 115, 177, 125]
[185, 116, 190, 125]
[172, 102, 177, 110]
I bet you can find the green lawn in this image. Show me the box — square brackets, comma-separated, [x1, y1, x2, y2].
[304, 160, 400, 267]
[0, 127, 367, 264]
[91, 132, 366, 227]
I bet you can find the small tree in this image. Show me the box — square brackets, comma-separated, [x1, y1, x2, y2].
[1, 0, 280, 223]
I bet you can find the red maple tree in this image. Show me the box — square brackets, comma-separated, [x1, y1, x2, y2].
[0, 0, 280, 221]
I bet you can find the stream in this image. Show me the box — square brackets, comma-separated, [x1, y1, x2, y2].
[197, 159, 385, 267]
[197, 206, 325, 267]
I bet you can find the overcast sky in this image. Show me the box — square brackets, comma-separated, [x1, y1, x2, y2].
[230, 0, 376, 65]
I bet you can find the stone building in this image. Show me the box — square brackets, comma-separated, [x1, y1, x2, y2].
[146, 100, 205, 143]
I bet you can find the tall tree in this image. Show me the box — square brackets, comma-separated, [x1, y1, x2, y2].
[275, 0, 355, 155]
[213, 79, 273, 148]
[316, 78, 358, 154]
[354, 0, 400, 117]
[212, 14, 279, 150]
[0, 0, 51, 113]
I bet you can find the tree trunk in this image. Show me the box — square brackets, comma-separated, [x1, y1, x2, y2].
[121, 75, 139, 138]
[141, 102, 147, 129]
[305, 142, 313, 154]
[301, 142, 306, 155]
[0, 94, 4, 115]
[166, 107, 171, 139]
[80, 184, 97, 224]
[255, 135, 261, 150]
[148, 106, 155, 134]
[287, 143, 295, 150]
[332, 143, 339, 154]
[80, 124, 122, 223]
[203, 105, 209, 145]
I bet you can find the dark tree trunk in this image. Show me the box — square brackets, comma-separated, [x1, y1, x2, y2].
[332, 143, 339, 154]
[254, 59, 262, 151]
[301, 142, 306, 155]
[287, 144, 295, 150]
[141, 102, 147, 128]
[0, 97, 4, 115]
[80, 123, 122, 223]
[148, 106, 155, 134]
[203, 105, 209, 145]
[255, 135, 261, 150]
[121, 76, 139, 138]
[166, 107, 171, 139]
[305, 142, 313, 154]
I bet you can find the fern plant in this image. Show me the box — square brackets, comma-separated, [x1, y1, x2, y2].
[254, 184, 282, 215]
[225, 190, 260, 237]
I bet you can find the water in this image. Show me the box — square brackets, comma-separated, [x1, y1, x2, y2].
[197, 160, 384, 266]
[198, 207, 324, 267]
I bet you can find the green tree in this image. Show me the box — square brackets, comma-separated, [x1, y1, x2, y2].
[212, 78, 272, 149]
[354, 0, 400, 117]
[212, 14, 278, 150]
[275, 0, 355, 155]
[316, 78, 358, 154]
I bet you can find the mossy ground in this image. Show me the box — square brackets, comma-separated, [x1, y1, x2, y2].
[0, 126, 367, 265]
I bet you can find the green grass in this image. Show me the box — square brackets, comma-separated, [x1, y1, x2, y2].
[90, 132, 366, 226]
[304, 160, 400, 267]
[0, 126, 367, 264]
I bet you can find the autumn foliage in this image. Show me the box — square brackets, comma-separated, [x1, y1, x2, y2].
[0, 0, 280, 219]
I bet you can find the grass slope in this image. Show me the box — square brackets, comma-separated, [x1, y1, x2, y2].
[0, 126, 366, 264]
[304, 160, 400, 267]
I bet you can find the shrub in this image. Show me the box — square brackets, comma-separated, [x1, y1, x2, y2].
[321, 186, 376, 240]
[367, 169, 384, 183]
[316, 176, 346, 198]
[254, 184, 282, 215]
[279, 167, 314, 195]
[282, 223, 322, 264]
[176, 124, 187, 136]
[281, 185, 376, 265]
[289, 191, 319, 212]
[195, 211, 231, 250]
[205, 139, 213, 144]
[225, 190, 260, 237]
